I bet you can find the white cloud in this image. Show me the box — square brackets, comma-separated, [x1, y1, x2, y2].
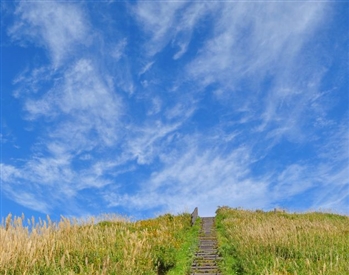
[188, 3, 326, 87]
[310, 120, 349, 213]
[171, 2, 214, 60]
[165, 102, 196, 121]
[184, 2, 331, 147]
[2, 55, 125, 213]
[134, 2, 213, 58]
[3, 1, 347, 218]
[134, 2, 187, 56]
[313, 184, 349, 214]
[125, 121, 182, 165]
[132, 1, 333, 161]
[9, 0, 90, 66]
[102, 116, 349, 216]
[317, 119, 349, 164]
[188, 5, 323, 84]
[25, 59, 122, 150]
[147, 97, 162, 116]
[139, 61, 154, 76]
[102, 136, 271, 217]
[307, 163, 349, 214]
[1, 164, 50, 213]
[110, 38, 127, 61]
[272, 164, 313, 199]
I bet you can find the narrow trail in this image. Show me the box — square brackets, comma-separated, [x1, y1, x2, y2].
[191, 217, 222, 275]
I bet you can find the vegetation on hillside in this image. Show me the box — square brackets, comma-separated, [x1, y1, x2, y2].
[3, 206, 348, 274]
[0, 213, 200, 274]
[216, 207, 349, 275]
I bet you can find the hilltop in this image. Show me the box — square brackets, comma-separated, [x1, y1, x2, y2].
[1, 207, 348, 274]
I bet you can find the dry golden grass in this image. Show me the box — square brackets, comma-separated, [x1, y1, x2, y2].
[216, 207, 349, 275]
[0, 212, 197, 274]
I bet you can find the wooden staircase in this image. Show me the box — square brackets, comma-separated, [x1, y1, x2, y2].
[191, 217, 222, 275]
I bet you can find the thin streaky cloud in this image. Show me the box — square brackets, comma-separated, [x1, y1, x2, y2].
[1, 1, 348, 219]
[9, 1, 90, 67]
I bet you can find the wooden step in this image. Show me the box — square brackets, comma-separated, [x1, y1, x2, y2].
[191, 217, 221, 275]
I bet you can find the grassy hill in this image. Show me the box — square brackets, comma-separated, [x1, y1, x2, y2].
[216, 207, 349, 275]
[1, 207, 348, 274]
[0, 213, 200, 274]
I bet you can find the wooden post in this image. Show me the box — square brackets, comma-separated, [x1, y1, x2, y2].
[191, 207, 198, 226]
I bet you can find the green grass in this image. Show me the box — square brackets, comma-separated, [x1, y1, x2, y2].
[4, 207, 347, 274]
[216, 207, 349, 275]
[0, 212, 200, 274]
[167, 217, 200, 275]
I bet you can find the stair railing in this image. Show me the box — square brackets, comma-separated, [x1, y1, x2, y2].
[191, 207, 198, 226]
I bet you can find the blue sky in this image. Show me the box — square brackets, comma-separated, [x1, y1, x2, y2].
[1, 0, 348, 221]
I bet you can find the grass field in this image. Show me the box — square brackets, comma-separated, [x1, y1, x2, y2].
[2, 207, 348, 275]
[0, 213, 200, 274]
[216, 207, 349, 275]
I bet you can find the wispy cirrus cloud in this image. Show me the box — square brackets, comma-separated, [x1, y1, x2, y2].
[2, 58, 126, 213]
[3, 0, 124, 215]
[22, 59, 122, 151]
[187, 3, 326, 86]
[183, 2, 338, 153]
[134, 1, 188, 57]
[2, 1, 347, 218]
[106, 120, 348, 217]
[103, 140, 269, 216]
[9, 1, 90, 67]
[134, 1, 215, 59]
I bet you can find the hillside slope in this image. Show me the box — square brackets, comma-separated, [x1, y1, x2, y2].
[0, 213, 200, 274]
[216, 207, 349, 275]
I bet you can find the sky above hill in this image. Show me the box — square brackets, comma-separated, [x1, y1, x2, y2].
[1, 0, 348, 221]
